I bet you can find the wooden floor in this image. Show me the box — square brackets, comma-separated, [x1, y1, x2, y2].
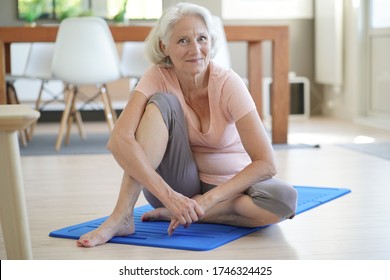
[1, 116, 390, 260]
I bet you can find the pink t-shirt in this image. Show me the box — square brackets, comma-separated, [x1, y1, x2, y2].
[135, 62, 256, 185]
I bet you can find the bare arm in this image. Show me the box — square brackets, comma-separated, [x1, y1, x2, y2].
[197, 110, 276, 210]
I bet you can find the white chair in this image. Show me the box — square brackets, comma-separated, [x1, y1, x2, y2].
[120, 41, 151, 93]
[52, 16, 122, 151]
[212, 16, 248, 86]
[6, 43, 69, 142]
[212, 16, 232, 69]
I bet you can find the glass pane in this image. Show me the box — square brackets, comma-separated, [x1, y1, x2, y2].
[18, 0, 54, 21]
[371, 0, 390, 28]
[106, 0, 162, 20]
[126, 0, 162, 19]
[55, 0, 90, 20]
[17, 0, 162, 21]
[107, 0, 125, 19]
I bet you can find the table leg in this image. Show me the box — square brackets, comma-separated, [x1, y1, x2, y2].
[0, 130, 33, 259]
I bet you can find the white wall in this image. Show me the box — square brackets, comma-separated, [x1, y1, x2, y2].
[321, 0, 390, 130]
[221, 0, 313, 20]
[321, 0, 363, 119]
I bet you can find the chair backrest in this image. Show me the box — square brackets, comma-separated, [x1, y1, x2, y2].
[212, 16, 231, 69]
[120, 41, 151, 78]
[10, 43, 30, 76]
[52, 17, 121, 85]
[24, 43, 55, 79]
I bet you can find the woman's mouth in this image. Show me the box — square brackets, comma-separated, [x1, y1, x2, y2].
[186, 58, 203, 63]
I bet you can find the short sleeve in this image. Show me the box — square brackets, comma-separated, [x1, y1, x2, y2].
[134, 65, 167, 99]
[221, 71, 256, 122]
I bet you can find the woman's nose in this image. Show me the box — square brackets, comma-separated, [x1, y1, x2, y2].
[188, 41, 201, 53]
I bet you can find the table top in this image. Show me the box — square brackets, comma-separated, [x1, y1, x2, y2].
[0, 105, 40, 131]
[0, 25, 288, 43]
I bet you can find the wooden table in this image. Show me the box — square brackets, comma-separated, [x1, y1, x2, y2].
[0, 25, 289, 143]
[0, 104, 40, 259]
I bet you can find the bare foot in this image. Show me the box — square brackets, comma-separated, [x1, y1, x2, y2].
[141, 207, 171, 222]
[77, 214, 135, 247]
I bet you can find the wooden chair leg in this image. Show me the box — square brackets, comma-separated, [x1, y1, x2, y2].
[75, 111, 86, 140]
[100, 85, 116, 132]
[65, 92, 78, 146]
[105, 88, 118, 123]
[65, 112, 73, 146]
[18, 128, 28, 147]
[6, 82, 29, 147]
[73, 85, 87, 140]
[56, 87, 74, 151]
[28, 80, 45, 141]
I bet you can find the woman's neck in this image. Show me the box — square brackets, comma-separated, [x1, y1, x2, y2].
[175, 66, 210, 98]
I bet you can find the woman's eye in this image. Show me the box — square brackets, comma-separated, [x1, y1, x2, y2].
[198, 36, 208, 42]
[178, 38, 188, 45]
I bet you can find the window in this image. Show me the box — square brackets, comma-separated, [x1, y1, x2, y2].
[370, 0, 390, 28]
[18, 0, 55, 21]
[221, 0, 313, 20]
[17, 0, 162, 22]
[105, 0, 162, 20]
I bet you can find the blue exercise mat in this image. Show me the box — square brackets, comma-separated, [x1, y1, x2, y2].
[49, 186, 350, 251]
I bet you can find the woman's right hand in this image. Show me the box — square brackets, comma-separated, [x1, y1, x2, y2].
[163, 191, 204, 235]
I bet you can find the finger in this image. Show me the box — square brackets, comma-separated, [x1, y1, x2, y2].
[174, 212, 187, 225]
[194, 202, 205, 217]
[189, 208, 199, 222]
[184, 199, 203, 223]
[168, 219, 180, 236]
[183, 211, 194, 224]
[168, 220, 180, 235]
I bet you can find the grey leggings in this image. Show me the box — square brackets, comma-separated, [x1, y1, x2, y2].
[142, 93, 297, 221]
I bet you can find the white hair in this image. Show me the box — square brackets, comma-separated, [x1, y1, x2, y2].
[144, 2, 220, 67]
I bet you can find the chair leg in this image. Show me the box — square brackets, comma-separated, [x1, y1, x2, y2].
[100, 85, 116, 131]
[65, 91, 79, 146]
[64, 87, 86, 145]
[56, 87, 75, 151]
[7, 82, 28, 147]
[106, 89, 118, 123]
[16, 124, 28, 148]
[75, 111, 86, 140]
[28, 80, 45, 141]
[65, 109, 74, 146]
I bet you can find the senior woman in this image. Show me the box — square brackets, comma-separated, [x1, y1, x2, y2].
[77, 3, 297, 247]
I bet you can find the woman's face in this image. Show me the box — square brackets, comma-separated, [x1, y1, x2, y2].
[162, 15, 211, 76]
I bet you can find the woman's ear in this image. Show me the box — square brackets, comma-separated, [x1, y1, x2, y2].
[159, 40, 167, 55]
